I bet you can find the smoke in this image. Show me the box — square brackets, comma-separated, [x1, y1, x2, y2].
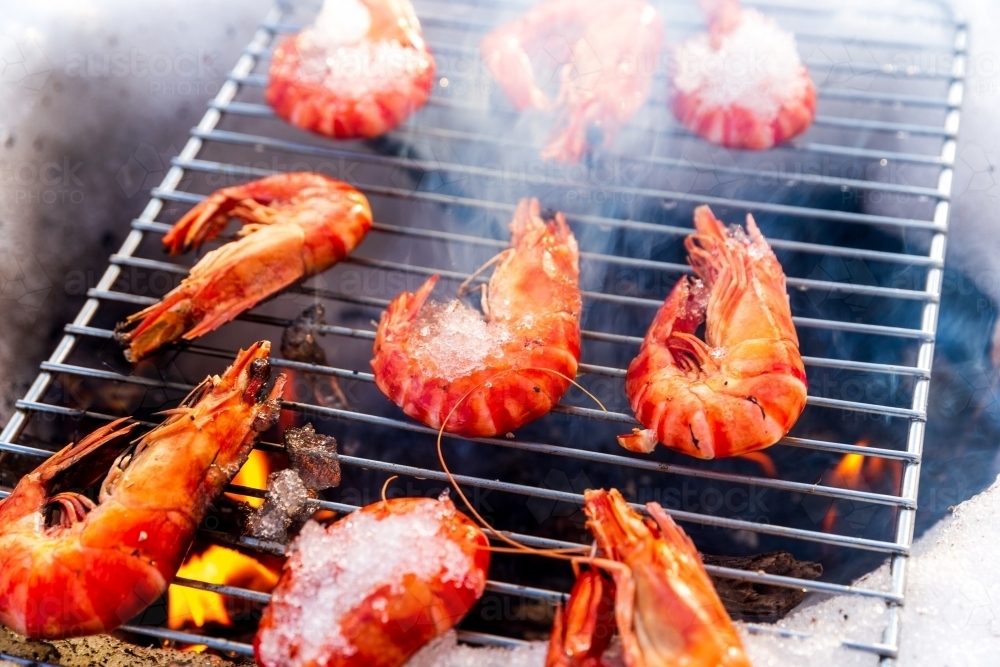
[0, 0, 269, 423]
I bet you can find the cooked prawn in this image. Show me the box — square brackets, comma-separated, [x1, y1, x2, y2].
[481, 0, 664, 163]
[0, 341, 285, 639]
[546, 568, 616, 667]
[575, 488, 751, 666]
[671, 0, 816, 149]
[371, 198, 581, 437]
[618, 205, 807, 458]
[115, 173, 372, 362]
[254, 494, 490, 667]
[267, 0, 435, 139]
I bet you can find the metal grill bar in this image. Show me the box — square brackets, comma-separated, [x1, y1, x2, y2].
[0, 0, 964, 664]
[175, 150, 947, 232]
[9, 355, 919, 512]
[147, 185, 946, 269]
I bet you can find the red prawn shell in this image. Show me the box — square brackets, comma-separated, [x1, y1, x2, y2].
[266, 31, 435, 139]
[671, 76, 816, 150]
[254, 496, 490, 667]
[0, 343, 284, 639]
[370, 198, 582, 437]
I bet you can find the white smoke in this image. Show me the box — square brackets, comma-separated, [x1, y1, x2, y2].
[0, 0, 269, 423]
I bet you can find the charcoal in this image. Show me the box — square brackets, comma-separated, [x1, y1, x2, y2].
[703, 551, 822, 621]
[284, 423, 341, 490]
[248, 469, 311, 543]
[280, 304, 350, 409]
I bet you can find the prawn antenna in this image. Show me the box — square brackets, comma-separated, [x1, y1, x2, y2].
[381, 475, 399, 505]
[436, 367, 607, 561]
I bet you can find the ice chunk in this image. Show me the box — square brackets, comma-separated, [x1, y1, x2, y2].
[284, 423, 341, 491]
[248, 469, 311, 543]
[307, 0, 371, 48]
[407, 299, 514, 381]
[406, 630, 547, 667]
[673, 9, 808, 118]
[256, 500, 479, 667]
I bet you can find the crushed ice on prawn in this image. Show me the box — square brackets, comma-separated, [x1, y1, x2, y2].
[254, 494, 489, 667]
[266, 0, 435, 139]
[671, 2, 816, 149]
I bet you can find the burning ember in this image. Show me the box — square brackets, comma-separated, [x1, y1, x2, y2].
[167, 545, 280, 630]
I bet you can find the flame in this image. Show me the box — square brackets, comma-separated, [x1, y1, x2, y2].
[822, 440, 901, 534]
[227, 449, 272, 508]
[831, 452, 866, 490]
[739, 452, 777, 478]
[167, 545, 280, 630]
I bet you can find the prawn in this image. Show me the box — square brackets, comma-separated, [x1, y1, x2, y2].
[115, 173, 372, 362]
[254, 494, 490, 667]
[546, 568, 616, 667]
[0, 341, 285, 639]
[371, 198, 581, 437]
[569, 488, 751, 667]
[618, 205, 807, 458]
[481, 0, 664, 163]
[671, 0, 816, 149]
[266, 0, 435, 139]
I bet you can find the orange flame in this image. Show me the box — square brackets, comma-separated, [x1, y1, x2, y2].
[822, 440, 901, 534]
[227, 449, 272, 509]
[738, 452, 777, 478]
[831, 452, 866, 490]
[167, 545, 280, 630]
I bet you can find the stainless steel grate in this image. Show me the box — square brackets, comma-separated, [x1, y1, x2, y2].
[0, 0, 966, 663]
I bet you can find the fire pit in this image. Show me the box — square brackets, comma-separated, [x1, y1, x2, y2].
[0, 0, 968, 664]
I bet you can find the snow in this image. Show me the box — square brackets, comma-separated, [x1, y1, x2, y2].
[256, 498, 479, 667]
[407, 299, 514, 381]
[673, 9, 808, 118]
[407, 631, 547, 667]
[730, 474, 1000, 666]
[735, 563, 890, 667]
[896, 474, 1000, 666]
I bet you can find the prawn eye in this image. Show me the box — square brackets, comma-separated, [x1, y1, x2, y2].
[243, 358, 273, 404]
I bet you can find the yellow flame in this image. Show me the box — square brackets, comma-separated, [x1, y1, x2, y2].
[227, 449, 271, 508]
[831, 439, 870, 490]
[167, 545, 280, 630]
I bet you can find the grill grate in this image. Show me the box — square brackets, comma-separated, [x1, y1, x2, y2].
[0, 0, 966, 663]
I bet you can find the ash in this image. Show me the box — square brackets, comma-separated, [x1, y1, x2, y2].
[407, 631, 547, 667]
[248, 468, 311, 543]
[284, 422, 341, 490]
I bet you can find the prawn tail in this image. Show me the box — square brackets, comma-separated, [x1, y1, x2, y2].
[375, 275, 439, 346]
[617, 428, 658, 454]
[162, 190, 241, 255]
[509, 198, 576, 253]
[541, 98, 604, 164]
[113, 284, 199, 363]
[646, 276, 707, 344]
